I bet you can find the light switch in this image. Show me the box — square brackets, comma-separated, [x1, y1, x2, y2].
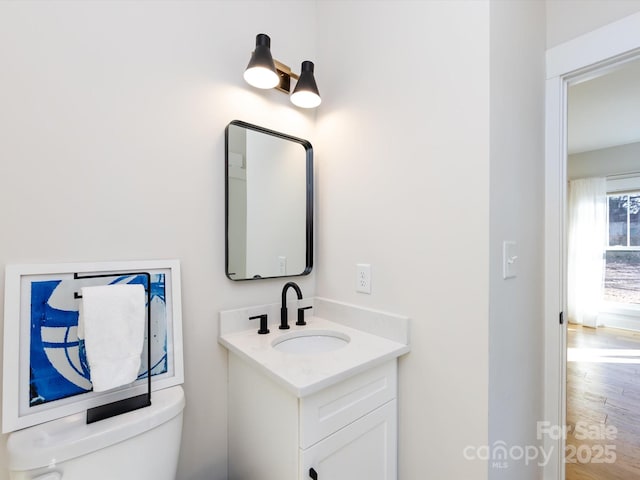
[503, 241, 518, 279]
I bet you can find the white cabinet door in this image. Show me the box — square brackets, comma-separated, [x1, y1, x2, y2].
[299, 400, 397, 480]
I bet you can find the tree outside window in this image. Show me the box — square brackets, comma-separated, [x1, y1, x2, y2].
[605, 193, 640, 304]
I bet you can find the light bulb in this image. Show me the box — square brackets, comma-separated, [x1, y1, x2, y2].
[290, 90, 322, 108]
[244, 67, 279, 89]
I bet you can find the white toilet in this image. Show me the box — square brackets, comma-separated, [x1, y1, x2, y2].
[7, 385, 185, 480]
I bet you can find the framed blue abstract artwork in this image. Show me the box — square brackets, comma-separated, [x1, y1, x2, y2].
[2, 260, 184, 433]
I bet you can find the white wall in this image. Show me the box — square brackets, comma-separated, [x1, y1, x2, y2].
[316, 2, 491, 478]
[0, 2, 316, 479]
[489, 1, 545, 479]
[547, 0, 640, 48]
[569, 141, 640, 179]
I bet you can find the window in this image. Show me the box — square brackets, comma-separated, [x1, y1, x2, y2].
[605, 192, 640, 305]
[608, 194, 640, 246]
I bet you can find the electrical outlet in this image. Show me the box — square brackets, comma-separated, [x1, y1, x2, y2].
[356, 264, 371, 294]
[278, 256, 287, 275]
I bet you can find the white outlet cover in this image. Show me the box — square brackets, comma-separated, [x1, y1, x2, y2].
[278, 256, 287, 275]
[356, 264, 371, 294]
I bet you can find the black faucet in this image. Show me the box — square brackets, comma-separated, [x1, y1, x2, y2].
[249, 314, 269, 335]
[280, 281, 303, 330]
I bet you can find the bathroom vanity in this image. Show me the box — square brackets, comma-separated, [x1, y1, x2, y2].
[219, 298, 409, 480]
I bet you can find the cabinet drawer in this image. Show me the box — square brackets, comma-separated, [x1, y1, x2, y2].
[299, 400, 397, 480]
[299, 360, 396, 449]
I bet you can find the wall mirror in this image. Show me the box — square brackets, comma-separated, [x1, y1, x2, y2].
[225, 120, 313, 280]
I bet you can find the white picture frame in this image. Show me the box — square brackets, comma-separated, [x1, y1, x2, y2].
[2, 259, 184, 433]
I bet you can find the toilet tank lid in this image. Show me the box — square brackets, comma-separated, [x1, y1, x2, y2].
[7, 385, 185, 471]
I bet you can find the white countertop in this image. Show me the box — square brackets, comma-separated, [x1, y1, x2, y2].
[219, 304, 410, 397]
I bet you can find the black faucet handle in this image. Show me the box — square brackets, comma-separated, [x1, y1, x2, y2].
[249, 314, 270, 334]
[296, 305, 313, 326]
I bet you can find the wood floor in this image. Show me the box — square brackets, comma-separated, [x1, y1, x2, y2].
[566, 325, 640, 479]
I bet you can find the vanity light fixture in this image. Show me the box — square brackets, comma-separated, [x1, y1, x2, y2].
[290, 61, 321, 108]
[243, 33, 321, 109]
[243, 33, 279, 89]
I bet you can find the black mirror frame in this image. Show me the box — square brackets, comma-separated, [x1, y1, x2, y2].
[224, 120, 314, 281]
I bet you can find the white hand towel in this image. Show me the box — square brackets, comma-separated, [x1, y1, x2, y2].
[78, 284, 146, 392]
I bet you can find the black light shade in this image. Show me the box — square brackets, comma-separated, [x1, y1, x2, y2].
[244, 34, 279, 89]
[291, 61, 321, 108]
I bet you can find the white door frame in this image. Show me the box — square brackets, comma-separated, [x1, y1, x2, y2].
[544, 12, 640, 480]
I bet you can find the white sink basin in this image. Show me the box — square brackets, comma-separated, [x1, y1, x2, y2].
[272, 330, 350, 354]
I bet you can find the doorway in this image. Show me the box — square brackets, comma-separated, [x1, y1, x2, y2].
[544, 12, 640, 480]
[565, 58, 640, 480]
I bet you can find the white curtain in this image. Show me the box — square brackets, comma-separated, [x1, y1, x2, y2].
[567, 177, 607, 327]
